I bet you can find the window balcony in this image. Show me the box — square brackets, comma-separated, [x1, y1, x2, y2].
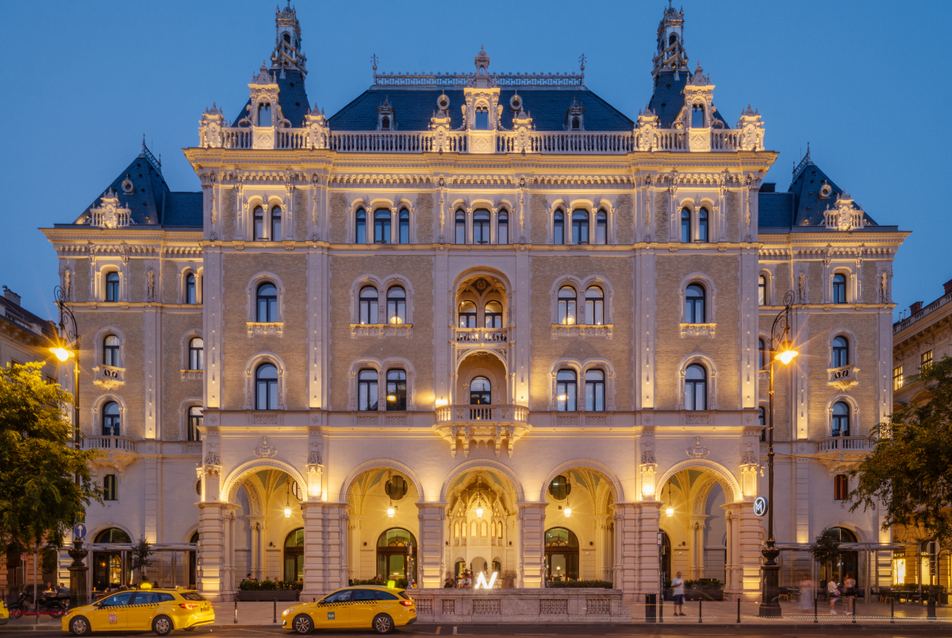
[82, 435, 138, 453]
[92, 365, 125, 390]
[82, 435, 139, 476]
[816, 436, 874, 454]
[434, 404, 530, 458]
[453, 327, 509, 345]
[827, 365, 859, 391]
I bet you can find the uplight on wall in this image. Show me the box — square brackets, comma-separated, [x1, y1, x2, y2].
[564, 506, 572, 517]
[435, 399, 448, 407]
[387, 506, 395, 518]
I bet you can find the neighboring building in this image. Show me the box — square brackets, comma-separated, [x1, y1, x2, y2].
[0, 285, 61, 590]
[42, 6, 907, 603]
[891, 276, 952, 592]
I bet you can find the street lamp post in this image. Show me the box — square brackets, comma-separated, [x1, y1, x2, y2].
[52, 285, 87, 606]
[758, 290, 798, 618]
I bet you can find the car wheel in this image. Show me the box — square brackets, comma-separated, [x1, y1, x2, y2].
[292, 613, 313, 634]
[69, 616, 90, 636]
[373, 613, 394, 634]
[153, 614, 174, 636]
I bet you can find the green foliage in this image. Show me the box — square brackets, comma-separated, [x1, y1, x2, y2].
[131, 537, 154, 575]
[685, 578, 723, 589]
[848, 355, 952, 544]
[41, 544, 59, 575]
[546, 580, 614, 589]
[0, 362, 101, 548]
[238, 579, 303, 591]
[810, 529, 841, 564]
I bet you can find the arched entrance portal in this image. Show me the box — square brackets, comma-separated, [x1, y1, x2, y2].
[284, 528, 304, 582]
[92, 528, 132, 591]
[819, 527, 859, 585]
[377, 528, 417, 583]
[545, 528, 579, 581]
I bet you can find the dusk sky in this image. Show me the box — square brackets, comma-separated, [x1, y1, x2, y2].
[1, 0, 949, 321]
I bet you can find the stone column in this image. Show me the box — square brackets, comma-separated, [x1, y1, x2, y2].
[724, 502, 762, 601]
[517, 503, 547, 588]
[615, 501, 659, 604]
[197, 502, 225, 601]
[301, 502, 350, 601]
[417, 503, 447, 588]
[221, 505, 239, 599]
[246, 516, 264, 580]
[689, 516, 708, 580]
[348, 515, 362, 582]
[724, 509, 735, 592]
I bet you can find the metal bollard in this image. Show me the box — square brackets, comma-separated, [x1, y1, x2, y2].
[234, 599, 237, 624]
[698, 598, 702, 623]
[814, 596, 818, 624]
[273, 599, 277, 623]
[891, 598, 894, 623]
[659, 594, 663, 624]
[852, 597, 856, 624]
[737, 597, 741, 623]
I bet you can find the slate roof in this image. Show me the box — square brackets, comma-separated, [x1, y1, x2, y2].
[759, 157, 886, 230]
[233, 67, 311, 128]
[327, 87, 634, 132]
[647, 69, 727, 129]
[68, 149, 202, 228]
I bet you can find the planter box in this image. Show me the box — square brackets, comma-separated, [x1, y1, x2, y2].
[685, 589, 723, 601]
[237, 590, 299, 602]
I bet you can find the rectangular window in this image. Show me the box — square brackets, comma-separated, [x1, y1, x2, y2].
[893, 365, 903, 391]
[921, 350, 933, 372]
[833, 474, 848, 501]
[104, 474, 118, 501]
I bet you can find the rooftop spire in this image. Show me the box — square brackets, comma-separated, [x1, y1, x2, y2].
[271, 3, 306, 77]
[652, 3, 688, 79]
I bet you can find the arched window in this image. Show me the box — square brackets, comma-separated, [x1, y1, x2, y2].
[571, 116, 580, 131]
[105, 272, 120, 302]
[257, 102, 272, 127]
[545, 528, 579, 581]
[497, 211, 508, 245]
[386, 286, 406, 324]
[376, 528, 416, 582]
[584, 286, 604, 325]
[832, 336, 849, 368]
[684, 364, 707, 411]
[255, 363, 278, 410]
[458, 300, 477, 328]
[758, 275, 767, 306]
[381, 116, 391, 131]
[284, 528, 304, 582]
[758, 338, 767, 370]
[398, 209, 410, 244]
[572, 210, 589, 244]
[473, 210, 491, 244]
[187, 406, 202, 442]
[474, 107, 489, 130]
[386, 369, 407, 411]
[95, 528, 131, 544]
[553, 210, 564, 245]
[254, 206, 265, 241]
[470, 376, 491, 405]
[556, 369, 577, 411]
[455, 211, 467, 244]
[595, 210, 607, 244]
[185, 273, 197, 304]
[484, 301, 503, 329]
[102, 401, 121, 436]
[831, 401, 850, 437]
[355, 208, 366, 244]
[759, 406, 767, 441]
[585, 369, 605, 412]
[359, 286, 378, 325]
[358, 369, 378, 411]
[374, 209, 391, 244]
[188, 337, 204, 371]
[454, 522, 460, 539]
[832, 273, 847, 304]
[685, 284, 706, 323]
[103, 335, 120, 367]
[271, 206, 282, 241]
[691, 104, 705, 128]
[558, 286, 577, 325]
[698, 208, 709, 242]
[681, 208, 691, 243]
[256, 283, 278, 323]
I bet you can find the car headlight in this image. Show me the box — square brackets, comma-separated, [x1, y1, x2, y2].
[282, 608, 293, 616]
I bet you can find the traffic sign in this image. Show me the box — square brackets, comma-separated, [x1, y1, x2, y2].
[753, 497, 768, 517]
[74, 523, 87, 540]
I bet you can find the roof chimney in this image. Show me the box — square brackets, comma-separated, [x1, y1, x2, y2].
[944, 278, 952, 296]
[910, 301, 923, 315]
[2, 286, 21, 307]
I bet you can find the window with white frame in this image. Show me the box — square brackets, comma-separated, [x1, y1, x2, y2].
[358, 369, 378, 411]
[685, 284, 706, 323]
[254, 206, 265, 241]
[893, 365, 903, 390]
[698, 207, 709, 242]
[585, 370, 605, 411]
[556, 370, 577, 411]
[386, 286, 406, 325]
[255, 363, 278, 410]
[473, 209, 491, 244]
[831, 401, 850, 436]
[832, 273, 848, 304]
[484, 301, 503, 328]
[458, 300, 477, 328]
[374, 209, 391, 244]
[553, 210, 565, 245]
[684, 364, 707, 411]
[271, 205, 282, 240]
[105, 272, 120, 302]
[398, 209, 410, 244]
[832, 336, 849, 368]
[359, 286, 379, 324]
[595, 210, 608, 244]
[188, 337, 204, 371]
[386, 369, 406, 411]
[758, 275, 767, 306]
[497, 211, 509, 245]
[256, 283, 278, 322]
[455, 211, 467, 244]
[759, 338, 768, 370]
[355, 208, 367, 243]
[185, 273, 197, 304]
[558, 286, 577, 325]
[585, 286, 604, 325]
[572, 210, 589, 244]
[102, 401, 121, 436]
[921, 350, 933, 372]
[187, 406, 203, 442]
[103, 335, 120, 367]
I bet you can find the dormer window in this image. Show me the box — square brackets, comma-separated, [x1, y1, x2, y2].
[377, 97, 395, 131]
[571, 117, 580, 131]
[474, 107, 489, 130]
[258, 102, 272, 127]
[566, 99, 585, 131]
[691, 104, 705, 128]
[381, 116, 391, 131]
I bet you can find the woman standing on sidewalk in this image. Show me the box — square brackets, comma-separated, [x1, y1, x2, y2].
[798, 574, 814, 612]
[827, 578, 841, 614]
[843, 573, 857, 614]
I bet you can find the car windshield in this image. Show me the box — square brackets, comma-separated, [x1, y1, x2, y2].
[322, 590, 353, 603]
[100, 592, 134, 607]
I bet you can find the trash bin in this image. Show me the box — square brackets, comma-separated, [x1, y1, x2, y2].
[645, 593, 657, 622]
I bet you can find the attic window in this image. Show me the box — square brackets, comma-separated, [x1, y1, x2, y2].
[571, 117, 580, 131]
[474, 107, 489, 130]
[381, 116, 391, 131]
[257, 103, 272, 127]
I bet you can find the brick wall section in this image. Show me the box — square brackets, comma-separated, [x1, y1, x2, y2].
[615, 194, 633, 245]
[329, 193, 348, 244]
[416, 192, 434, 243]
[529, 194, 548, 244]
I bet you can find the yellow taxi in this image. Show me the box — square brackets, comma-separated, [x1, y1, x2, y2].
[282, 585, 416, 634]
[62, 588, 214, 636]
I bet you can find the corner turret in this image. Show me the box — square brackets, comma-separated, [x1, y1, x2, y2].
[652, 2, 688, 79]
[272, 2, 306, 77]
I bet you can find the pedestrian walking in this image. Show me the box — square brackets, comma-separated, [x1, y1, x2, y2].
[843, 572, 856, 614]
[798, 574, 814, 611]
[827, 578, 841, 614]
[671, 571, 686, 617]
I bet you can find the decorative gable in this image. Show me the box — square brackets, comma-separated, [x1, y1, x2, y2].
[824, 194, 867, 231]
[88, 189, 132, 229]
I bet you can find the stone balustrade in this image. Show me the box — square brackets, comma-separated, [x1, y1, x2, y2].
[405, 588, 630, 623]
[82, 435, 138, 453]
[816, 435, 875, 453]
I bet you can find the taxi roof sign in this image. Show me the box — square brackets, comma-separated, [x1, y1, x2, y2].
[387, 580, 396, 589]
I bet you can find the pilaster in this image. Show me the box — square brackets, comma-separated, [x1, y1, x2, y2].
[301, 502, 349, 600]
[202, 243, 223, 409]
[197, 502, 225, 601]
[433, 248, 450, 406]
[517, 502, 547, 588]
[417, 503, 447, 588]
[514, 246, 531, 406]
[723, 501, 763, 601]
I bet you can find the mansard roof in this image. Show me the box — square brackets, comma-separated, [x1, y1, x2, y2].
[232, 67, 310, 128]
[66, 145, 202, 228]
[327, 86, 634, 132]
[647, 69, 728, 129]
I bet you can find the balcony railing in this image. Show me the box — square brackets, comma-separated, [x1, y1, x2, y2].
[82, 436, 137, 453]
[816, 436, 875, 453]
[454, 327, 509, 344]
[435, 404, 529, 424]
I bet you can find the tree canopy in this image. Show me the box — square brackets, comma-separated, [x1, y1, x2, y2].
[849, 355, 952, 543]
[0, 362, 100, 549]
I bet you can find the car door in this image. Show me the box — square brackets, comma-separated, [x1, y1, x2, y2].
[127, 591, 160, 630]
[349, 588, 378, 627]
[314, 589, 351, 628]
[89, 592, 134, 631]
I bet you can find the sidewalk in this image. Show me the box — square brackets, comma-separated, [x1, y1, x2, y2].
[2, 599, 950, 632]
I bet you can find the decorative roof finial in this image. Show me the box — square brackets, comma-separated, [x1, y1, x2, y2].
[578, 53, 586, 73]
[372, 53, 379, 74]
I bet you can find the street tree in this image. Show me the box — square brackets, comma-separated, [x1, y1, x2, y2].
[849, 355, 952, 543]
[0, 362, 101, 551]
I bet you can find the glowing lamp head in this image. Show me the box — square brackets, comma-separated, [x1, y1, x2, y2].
[387, 506, 395, 518]
[50, 346, 73, 362]
[476, 506, 484, 518]
[564, 507, 572, 517]
[666, 506, 674, 518]
[389, 316, 403, 325]
[284, 506, 291, 518]
[557, 394, 567, 402]
[776, 345, 798, 365]
[387, 394, 397, 402]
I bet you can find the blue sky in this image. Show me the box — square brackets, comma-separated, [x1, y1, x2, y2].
[1, 0, 949, 321]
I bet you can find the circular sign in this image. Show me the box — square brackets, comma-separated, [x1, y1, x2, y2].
[73, 523, 87, 540]
[753, 497, 768, 517]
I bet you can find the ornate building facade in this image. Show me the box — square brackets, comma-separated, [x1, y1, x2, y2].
[44, 6, 907, 603]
